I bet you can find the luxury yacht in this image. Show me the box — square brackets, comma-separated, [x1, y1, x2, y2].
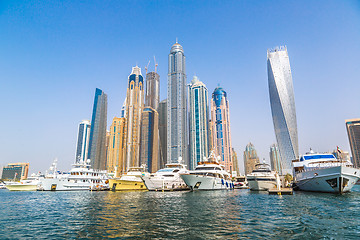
[247, 163, 277, 191]
[109, 166, 148, 191]
[292, 151, 360, 193]
[180, 151, 234, 190]
[5, 175, 44, 191]
[39, 159, 108, 191]
[141, 163, 189, 191]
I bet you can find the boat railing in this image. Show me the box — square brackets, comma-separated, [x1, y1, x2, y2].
[296, 161, 353, 174]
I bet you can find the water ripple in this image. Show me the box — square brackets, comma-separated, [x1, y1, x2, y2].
[0, 186, 360, 239]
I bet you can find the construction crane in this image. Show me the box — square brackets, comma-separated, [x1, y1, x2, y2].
[145, 60, 150, 74]
[154, 56, 158, 73]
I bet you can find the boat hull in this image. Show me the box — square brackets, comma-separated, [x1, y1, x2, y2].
[180, 174, 233, 190]
[247, 178, 276, 191]
[40, 178, 92, 191]
[141, 176, 189, 191]
[294, 166, 360, 193]
[6, 184, 38, 191]
[109, 179, 147, 191]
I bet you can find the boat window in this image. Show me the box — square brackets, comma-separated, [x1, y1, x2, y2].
[163, 175, 174, 177]
[215, 167, 221, 171]
[303, 154, 336, 160]
[158, 168, 175, 172]
[252, 170, 271, 173]
[173, 169, 179, 173]
[207, 173, 216, 177]
[195, 167, 215, 171]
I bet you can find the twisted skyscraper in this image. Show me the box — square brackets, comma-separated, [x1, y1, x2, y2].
[167, 42, 188, 165]
[267, 46, 299, 174]
[88, 88, 108, 170]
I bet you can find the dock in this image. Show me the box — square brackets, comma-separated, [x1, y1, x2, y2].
[268, 188, 293, 195]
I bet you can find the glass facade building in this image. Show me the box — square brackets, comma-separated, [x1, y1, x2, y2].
[267, 46, 299, 174]
[88, 88, 108, 170]
[124, 66, 144, 170]
[210, 87, 233, 173]
[269, 144, 282, 175]
[75, 120, 91, 163]
[345, 119, 360, 168]
[188, 76, 210, 170]
[140, 107, 159, 173]
[167, 42, 188, 165]
[158, 99, 167, 169]
[243, 143, 260, 176]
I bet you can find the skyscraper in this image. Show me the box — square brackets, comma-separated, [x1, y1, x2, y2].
[267, 46, 299, 174]
[140, 107, 159, 173]
[188, 76, 210, 170]
[107, 117, 126, 177]
[243, 143, 260, 176]
[125, 66, 144, 169]
[232, 148, 240, 176]
[210, 87, 233, 173]
[269, 144, 282, 175]
[167, 42, 188, 165]
[145, 71, 160, 110]
[88, 88, 108, 170]
[158, 99, 167, 168]
[345, 119, 360, 168]
[75, 120, 91, 163]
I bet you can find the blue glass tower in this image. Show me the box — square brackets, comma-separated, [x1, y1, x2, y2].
[188, 76, 210, 170]
[267, 46, 299, 174]
[88, 88, 108, 170]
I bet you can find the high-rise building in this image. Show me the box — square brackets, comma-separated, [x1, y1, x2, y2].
[158, 99, 167, 168]
[75, 120, 91, 163]
[232, 148, 240, 176]
[88, 88, 108, 170]
[107, 117, 127, 177]
[269, 144, 282, 175]
[125, 66, 144, 169]
[1, 163, 29, 181]
[210, 87, 233, 173]
[167, 42, 188, 165]
[243, 143, 260, 176]
[145, 71, 160, 110]
[140, 107, 159, 173]
[345, 119, 360, 168]
[267, 46, 299, 174]
[188, 76, 210, 170]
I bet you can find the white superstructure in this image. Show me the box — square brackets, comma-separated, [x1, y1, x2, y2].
[293, 151, 360, 193]
[247, 163, 277, 191]
[180, 151, 234, 190]
[142, 163, 189, 191]
[39, 160, 108, 191]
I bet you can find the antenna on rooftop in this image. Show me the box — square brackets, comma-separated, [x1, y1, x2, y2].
[154, 56, 158, 73]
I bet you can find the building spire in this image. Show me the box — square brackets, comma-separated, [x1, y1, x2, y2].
[176, 37, 178, 43]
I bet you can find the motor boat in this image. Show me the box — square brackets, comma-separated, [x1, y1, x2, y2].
[247, 163, 277, 191]
[292, 150, 360, 193]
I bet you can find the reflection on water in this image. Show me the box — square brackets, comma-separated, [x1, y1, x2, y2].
[1, 186, 360, 239]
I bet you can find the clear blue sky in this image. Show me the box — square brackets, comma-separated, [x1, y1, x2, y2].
[1, 1, 360, 174]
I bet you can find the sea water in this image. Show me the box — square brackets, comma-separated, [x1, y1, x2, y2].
[1, 186, 360, 239]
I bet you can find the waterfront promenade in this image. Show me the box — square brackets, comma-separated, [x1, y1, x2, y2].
[1, 187, 359, 239]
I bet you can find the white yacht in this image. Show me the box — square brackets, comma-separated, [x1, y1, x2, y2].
[141, 163, 189, 191]
[39, 160, 109, 191]
[5, 174, 44, 191]
[247, 163, 277, 191]
[180, 152, 234, 190]
[292, 151, 360, 193]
